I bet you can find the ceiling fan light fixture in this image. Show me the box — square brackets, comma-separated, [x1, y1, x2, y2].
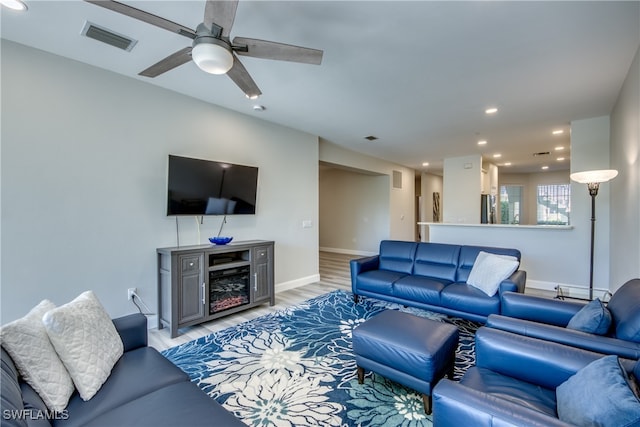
[192, 40, 233, 75]
[1, 0, 27, 11]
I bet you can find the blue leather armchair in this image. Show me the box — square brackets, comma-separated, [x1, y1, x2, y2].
[432, 327, 640, 427]
[486, 278, 640, 359]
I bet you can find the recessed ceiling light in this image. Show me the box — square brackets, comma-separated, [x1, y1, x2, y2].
[252, 105, 265, 111]
[504, 162, 512, 166]
[555, 146, 565, 151]
[552, 129, 564, 135]
[541, 166, 549, 170]
[477, 140, 487, 145]
[245, 94, 259, 100]
[492, 153, 502, 158]
[557, 157, 565, 161]
[485, 107, 498, 115]
[1, 0, 27, 10]
[422, 162, 429, 167]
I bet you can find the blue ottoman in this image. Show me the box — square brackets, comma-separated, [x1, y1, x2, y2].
[352, 310, 459, 414]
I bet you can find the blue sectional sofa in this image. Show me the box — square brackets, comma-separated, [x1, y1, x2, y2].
[350, 240, 527, 323]
[433, 327, 640, 427]
[1, 313, 243, 427]
[487, 278, 640, 359]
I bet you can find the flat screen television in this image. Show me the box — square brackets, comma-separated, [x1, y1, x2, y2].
[167, 155, 258, 216]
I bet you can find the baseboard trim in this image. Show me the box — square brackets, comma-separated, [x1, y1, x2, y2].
[320, 247, 377, 257]
[276, 274, 321, 293]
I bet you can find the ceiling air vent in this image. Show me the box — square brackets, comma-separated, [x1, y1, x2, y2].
[364, 135, 379, 142]
[81, 21, 137, 52]
[533, 151, 551, 157]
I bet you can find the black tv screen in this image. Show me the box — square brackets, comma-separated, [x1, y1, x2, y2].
[167, 155, 258, 216]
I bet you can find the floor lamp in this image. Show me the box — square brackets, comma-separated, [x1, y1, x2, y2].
[569, 169, 618, 300]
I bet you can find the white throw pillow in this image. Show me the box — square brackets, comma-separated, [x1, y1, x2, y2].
[42, 291, 124, 401]
[467, 251, 519, 297]
[0, 300, 75, 412]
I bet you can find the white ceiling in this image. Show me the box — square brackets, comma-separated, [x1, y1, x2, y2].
[2, 1, 639, 174]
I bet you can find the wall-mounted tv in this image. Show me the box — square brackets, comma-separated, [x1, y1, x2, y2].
[167, 155, 258, 216]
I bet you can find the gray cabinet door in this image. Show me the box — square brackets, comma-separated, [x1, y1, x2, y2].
[178, 253, 205, 324]
[252, 245, 273, 304]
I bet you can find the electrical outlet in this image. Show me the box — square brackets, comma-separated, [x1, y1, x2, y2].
[127, 288, 137, 301]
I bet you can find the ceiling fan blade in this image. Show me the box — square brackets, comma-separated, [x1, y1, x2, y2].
[226, 54, 262, 99]
[84, 0, 196, 39]
[203, 0, 239, 38]
[233, 37, 323, 65]
[139, 47, 192, 78]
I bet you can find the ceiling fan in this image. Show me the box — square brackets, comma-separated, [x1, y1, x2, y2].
[85, 0, 323, 98]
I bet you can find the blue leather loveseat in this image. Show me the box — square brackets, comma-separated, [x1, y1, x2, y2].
[350, 240, 527, 323]
[433, 327, 640, 426]
[1, 313, 243, 427]
[486, 278, 640, 359]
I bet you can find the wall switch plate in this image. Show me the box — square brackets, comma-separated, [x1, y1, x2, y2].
[302, 220, 313, 228]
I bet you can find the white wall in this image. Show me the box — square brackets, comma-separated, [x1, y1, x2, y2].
[443, 154, 482, 223]
[610, 46, 640, 291]
[318, 140, 416, 244]
[570, 116, 612, 292]
[1, 41, 320, 322]
[319, 167, 389, 254]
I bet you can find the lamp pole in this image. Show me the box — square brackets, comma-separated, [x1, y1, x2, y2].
[570, 169, 618, 301]
[587, 182, 599, 301]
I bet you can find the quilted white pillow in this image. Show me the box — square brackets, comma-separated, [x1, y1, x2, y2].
[0, 300, 74, 412]
[42, 291, 123, 401]
[467, 251, 519, 297]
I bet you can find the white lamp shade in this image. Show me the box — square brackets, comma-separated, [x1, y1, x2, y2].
[570, 169, 618, 184]
[192, 42, 233, 75]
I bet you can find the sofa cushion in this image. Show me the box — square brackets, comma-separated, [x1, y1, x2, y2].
[42, 291, 124, 401]
[378, 240, 418, 274]
[607, 278, 640, 342]
[62, 347, 189, 427]
[1, 348, 27, 427]
[460, 366, 557, 418]
[0, 300, 74, 412]
[356, 270, 407, 295]
[467, 251, 519, 297]
[20, 382, 53, 427]
[393, 275, 447, 306]
[412, 243, 460, 282]
[440, 284, 500, 317]
[83, 381, 245, 427]
[456, 246, 521, 284]
[566, 298, 612, 335]
[556, 355, 640, 427]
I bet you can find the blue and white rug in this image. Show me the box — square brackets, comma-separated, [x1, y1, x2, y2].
[162, 290, 479, 426]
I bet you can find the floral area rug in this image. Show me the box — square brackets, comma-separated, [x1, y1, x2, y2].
[161, 290, 479, 426]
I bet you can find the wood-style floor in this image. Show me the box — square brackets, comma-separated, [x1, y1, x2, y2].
[148, 251, 354, 351]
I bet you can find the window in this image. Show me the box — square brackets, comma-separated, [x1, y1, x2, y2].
[500, 185, 522, 224]
[537, 184, 571, 225]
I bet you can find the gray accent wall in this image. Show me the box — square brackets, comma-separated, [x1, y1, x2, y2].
[1, 40, 319, 322]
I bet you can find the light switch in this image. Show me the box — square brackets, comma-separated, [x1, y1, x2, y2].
[302, 220, 313, 228]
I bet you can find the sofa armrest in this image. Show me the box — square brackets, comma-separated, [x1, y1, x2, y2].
[350, 256, 379, 291]
[433, 379, 573, 427]
[486, 315, 640, 360]
[475, 327, 606, 389]
[113, 313, 148, 352]
[498, 270, 527, 295]
[500, 292, 583, 326]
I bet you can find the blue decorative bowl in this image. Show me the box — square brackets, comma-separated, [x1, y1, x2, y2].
[209, 236, 233, 245]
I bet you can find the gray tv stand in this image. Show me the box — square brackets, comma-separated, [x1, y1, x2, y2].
[156, 240, 275, 338]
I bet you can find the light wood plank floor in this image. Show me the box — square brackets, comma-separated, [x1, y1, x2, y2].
[148, 251, 354, 351]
